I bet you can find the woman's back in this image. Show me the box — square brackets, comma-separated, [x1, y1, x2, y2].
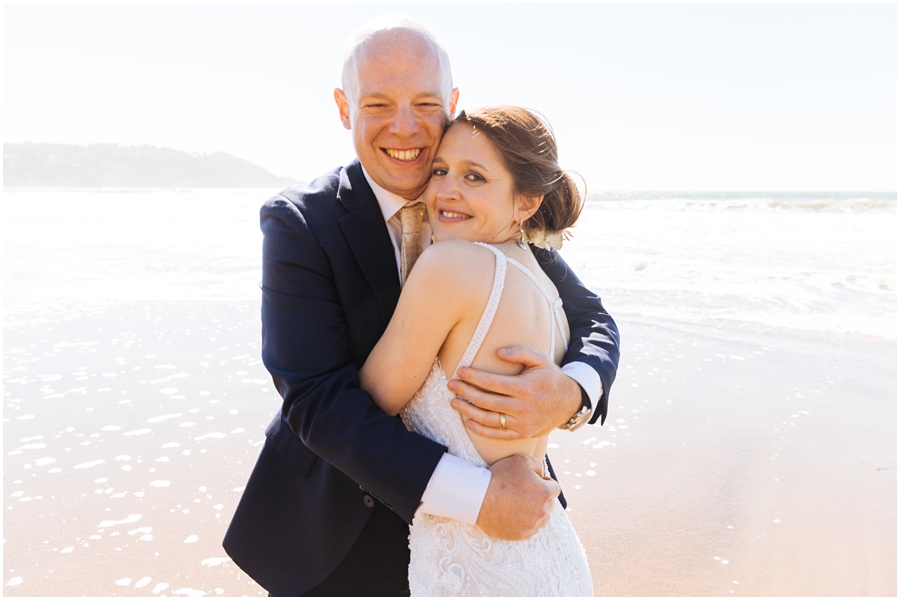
[430, 240, 570, 465]
[397, 241, 592, 598]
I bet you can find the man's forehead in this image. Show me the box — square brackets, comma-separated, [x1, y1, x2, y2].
[353, 50, 446, 93]
[354, 63, 445, 90]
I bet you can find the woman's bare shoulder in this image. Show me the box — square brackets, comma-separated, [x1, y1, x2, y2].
[415, 240, 498, 276]
[408, 240, 498, 301]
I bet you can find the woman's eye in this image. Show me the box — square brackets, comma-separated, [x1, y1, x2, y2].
[465, 172, 485, 182]
[432, 168, 447, 177]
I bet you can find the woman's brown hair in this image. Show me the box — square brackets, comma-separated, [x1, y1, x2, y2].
[450, 106, 585, 242]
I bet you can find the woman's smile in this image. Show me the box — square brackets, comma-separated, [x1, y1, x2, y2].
[436, 208, 472, 221]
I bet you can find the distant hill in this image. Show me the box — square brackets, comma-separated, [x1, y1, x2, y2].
[3, 143, 300, 188]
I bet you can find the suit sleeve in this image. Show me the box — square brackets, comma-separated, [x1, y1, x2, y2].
[533, 246, 620, 425]
[259, 196, 446, 523]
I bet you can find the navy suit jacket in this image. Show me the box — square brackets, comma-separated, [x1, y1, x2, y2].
[222, 160, 619, 595]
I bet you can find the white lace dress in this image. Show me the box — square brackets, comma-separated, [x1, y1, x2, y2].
[401, 243, 594, 597]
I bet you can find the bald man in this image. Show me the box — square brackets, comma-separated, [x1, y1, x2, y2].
[223, 15, 619, 596]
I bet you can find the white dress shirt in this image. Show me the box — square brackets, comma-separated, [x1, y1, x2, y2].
[361, 168, 602, 525]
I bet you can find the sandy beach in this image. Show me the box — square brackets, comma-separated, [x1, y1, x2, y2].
[562, 318, 896, 596]
[4, 300, 895, 596]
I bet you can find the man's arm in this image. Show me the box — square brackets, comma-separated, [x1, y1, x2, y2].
[449, 246, 619, 437]
[260, 193, 446, 522]
[537, 245, 619, 425]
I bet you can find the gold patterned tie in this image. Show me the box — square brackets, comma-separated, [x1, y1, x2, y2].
[399, 202, 426, 286]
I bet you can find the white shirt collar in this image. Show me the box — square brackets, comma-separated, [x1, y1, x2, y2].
[361, 166, 421, 223]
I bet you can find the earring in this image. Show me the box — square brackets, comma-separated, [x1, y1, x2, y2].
[517, 221, 528, 250]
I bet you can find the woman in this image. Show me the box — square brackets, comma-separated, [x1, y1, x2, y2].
[359, 106, 593, 596]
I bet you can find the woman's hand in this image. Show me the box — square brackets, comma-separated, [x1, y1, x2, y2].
[448, 346, 582, 439]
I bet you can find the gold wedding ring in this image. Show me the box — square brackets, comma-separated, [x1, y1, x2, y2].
[499, 413, 506, 429]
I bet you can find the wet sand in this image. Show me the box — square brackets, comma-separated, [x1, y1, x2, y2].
[3, 302, 896, 596]
[557, 319, 896, 596]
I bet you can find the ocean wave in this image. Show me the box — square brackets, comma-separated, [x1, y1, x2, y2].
[588, 192, 897, 213]
[592, 288, 897, 341]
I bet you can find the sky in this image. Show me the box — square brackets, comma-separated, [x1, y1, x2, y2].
[3, 3, 897, 191]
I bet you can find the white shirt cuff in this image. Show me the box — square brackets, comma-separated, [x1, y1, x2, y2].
[415, 453, 491, 525]
[561, 361, 603, 408]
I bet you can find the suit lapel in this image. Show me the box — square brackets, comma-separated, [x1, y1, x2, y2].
[337, 161, 402, 327]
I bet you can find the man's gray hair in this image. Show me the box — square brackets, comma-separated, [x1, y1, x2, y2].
[341, 14, 454, 105]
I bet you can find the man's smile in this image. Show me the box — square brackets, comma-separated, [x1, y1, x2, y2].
[384, 148, 422, 161]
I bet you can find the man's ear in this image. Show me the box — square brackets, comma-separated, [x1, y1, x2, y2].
[448, 88, 460, 118]
[517, 194, 544, 223]
[334, 88, 352, 130]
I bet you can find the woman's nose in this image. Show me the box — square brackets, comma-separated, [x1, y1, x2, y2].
[435, 176, 459, 201]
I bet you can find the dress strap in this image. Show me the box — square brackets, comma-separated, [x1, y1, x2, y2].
[456, 243, 508, 371]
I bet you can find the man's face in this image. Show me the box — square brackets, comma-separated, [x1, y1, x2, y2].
[335, 34, 459, 200]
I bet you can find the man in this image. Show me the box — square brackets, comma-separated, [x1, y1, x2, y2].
[223, 15, 619, 596]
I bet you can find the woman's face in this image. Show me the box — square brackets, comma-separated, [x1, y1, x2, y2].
[424, 123, 525, 244]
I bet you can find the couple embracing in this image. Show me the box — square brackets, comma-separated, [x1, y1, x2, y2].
[224, 14, 619, 597]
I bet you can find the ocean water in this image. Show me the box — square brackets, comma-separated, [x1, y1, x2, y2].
[4, 188, 896, 339]
[566, 191, 897, 339]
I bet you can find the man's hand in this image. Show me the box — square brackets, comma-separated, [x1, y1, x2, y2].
[447, 346, 582, 440]
[476, 454, 560, 540]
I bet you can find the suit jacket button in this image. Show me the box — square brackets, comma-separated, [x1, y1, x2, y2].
[363, 495, 375, 508]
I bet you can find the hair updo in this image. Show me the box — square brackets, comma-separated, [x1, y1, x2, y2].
[450, 106, 584, 247]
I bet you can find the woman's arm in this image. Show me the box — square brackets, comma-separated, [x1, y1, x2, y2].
[359, 240, 492, 415]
